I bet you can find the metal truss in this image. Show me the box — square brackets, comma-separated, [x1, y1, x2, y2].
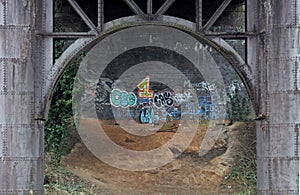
[39, 0, 255, 39]
[40, 0, 261, 114]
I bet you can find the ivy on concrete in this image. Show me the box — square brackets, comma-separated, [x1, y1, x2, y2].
[227, 81, 251, 122]
[45, 59, 80, 163]
[44, 36, 84, 163]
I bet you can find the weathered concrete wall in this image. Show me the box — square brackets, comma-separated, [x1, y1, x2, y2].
[0, 0, 44, 194]
[255, 0, 300, 194]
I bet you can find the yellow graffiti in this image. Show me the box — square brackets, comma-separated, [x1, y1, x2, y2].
[137, 76, 154, 98]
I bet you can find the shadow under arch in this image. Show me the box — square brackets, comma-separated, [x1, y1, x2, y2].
[45, 16, 256, 118]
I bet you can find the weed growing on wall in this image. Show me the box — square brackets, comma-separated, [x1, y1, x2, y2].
[45, 60, 80, 163]
[45, 1, 87, 164]
[227, 80, 251, 122]
[45, 36, 83, 163]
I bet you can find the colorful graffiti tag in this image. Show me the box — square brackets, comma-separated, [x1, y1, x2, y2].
[137, 76, 154, 98]
[139, 104, 157, 124]
[154, 91, 174, 108]
[174, 92, 192, 105]
[106, 77, 232, 123]
[110, 89, 137, 108]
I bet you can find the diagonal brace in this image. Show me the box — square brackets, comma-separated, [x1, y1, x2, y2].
[153, 0, 176, 19]
[67, 0, 98, 32]
[202, 0, 232, 31]
[123, 0, 147, 19]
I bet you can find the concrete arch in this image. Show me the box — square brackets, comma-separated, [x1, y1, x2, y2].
[45, 16, 256, 117]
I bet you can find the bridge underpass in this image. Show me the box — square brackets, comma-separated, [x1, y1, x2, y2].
[0, 0, 299, 194]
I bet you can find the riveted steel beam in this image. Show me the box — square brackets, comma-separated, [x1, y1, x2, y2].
[37, 32, 97, 38]
[196, 0, 203, 31]
[147, 0, 153, 15]
[98, 0, 104, 31]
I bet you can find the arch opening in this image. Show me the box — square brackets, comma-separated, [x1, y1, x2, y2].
[44, 24, 256, 194]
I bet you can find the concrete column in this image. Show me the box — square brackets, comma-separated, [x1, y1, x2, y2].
[256, 0, 300, 194]
[0, 0, 44, 194]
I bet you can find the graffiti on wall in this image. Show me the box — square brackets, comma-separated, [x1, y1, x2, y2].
[184, 80, 217, 93]
[137, 76, 154, 98]
[107, 78, 223, 123]
[94, 77, 250, 124]
[174, 92, 192, 105]
[110, 89, 137, 108]
[99, 77, 250, 123]
[153, 91, 174, 108]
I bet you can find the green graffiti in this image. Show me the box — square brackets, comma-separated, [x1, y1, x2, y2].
[120, 91, 128, 107]
[128, 92, 137, 106]
[111, 89, 121, 107]
[110, 89, 137, 108]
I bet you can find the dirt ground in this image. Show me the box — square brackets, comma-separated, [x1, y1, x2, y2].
[57, 119, 256, 194]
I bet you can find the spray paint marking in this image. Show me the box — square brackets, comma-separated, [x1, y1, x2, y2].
[137, 76, 154, 98]
[110, 89, 137, 108]
[174, 92, 192, 105]
[154, 91, 174, 108]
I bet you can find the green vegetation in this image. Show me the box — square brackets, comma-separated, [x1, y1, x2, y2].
[222, 157, 257, 194]
[44, 162, 102, 194]
[221, 122, 257, 194]
[45, 40, 82, 163]
[228, 81, 252, 122]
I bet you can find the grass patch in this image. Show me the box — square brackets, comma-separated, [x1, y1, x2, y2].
[221, 121, 257, 194]
[44, 160, 103, 194]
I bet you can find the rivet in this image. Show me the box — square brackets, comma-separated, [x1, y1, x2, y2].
[22, 0, 27, 7]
